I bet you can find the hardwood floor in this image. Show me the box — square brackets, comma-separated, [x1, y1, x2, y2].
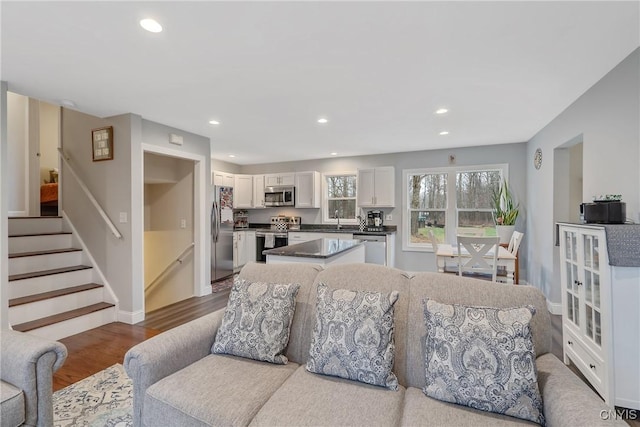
[53, 288, 230, 391]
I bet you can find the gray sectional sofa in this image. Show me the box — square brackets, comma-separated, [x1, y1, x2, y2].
[124, 262, 622, 426]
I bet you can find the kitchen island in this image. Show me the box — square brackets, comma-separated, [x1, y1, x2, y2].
[263, 238, 364, 266]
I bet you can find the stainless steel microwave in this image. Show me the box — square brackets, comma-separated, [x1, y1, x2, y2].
[264, 186, 295, 207]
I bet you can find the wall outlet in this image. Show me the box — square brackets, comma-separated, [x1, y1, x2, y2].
[385, 214, 392, 221]
[119, 212, 128, 223]
[180, 219, 187, 229]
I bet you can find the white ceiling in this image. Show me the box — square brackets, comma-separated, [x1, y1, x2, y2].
[2, 1, 638, 165]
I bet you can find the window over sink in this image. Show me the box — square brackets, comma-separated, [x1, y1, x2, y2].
[322, 172, 358, 225]
[403, 164, 507, 251]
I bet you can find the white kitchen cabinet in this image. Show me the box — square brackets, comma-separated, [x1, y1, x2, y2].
[295, 171, 321, 208]
[212, 171, 234, 187]
[265, 173, 295, 187]
[252, 175, 265, 208]
[233, 230, 256, 270]
[357, 167, 395, 207]
[288, 231, 353, 244]
[559, 223, 640, 410]
[234, 175, 254, 208]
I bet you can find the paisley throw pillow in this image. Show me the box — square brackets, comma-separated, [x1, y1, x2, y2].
[306, 282, 399, 390]
[422, 299, 545, 425]
[212, 278, 300, 364]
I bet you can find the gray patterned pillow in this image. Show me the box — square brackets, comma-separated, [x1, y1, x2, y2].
[422, 299, 544, 425]
[212, 278, 300, 364]
[306, 282, 399, 390]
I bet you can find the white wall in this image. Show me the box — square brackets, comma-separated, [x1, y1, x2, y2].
[39, 101, 60, 184]
[527, 48, 639, 307]
[239, 142, 528, 274]
[1, 81, 9, 329]
[7, 92, 28, 215]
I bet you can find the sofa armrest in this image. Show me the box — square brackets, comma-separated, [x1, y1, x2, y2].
[124, 309, 225, 427]
[0, 329, 67, 427]
[536, 353, 628, 426]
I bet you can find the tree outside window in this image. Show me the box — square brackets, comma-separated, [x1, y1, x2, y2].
[403, 165, 506, 251]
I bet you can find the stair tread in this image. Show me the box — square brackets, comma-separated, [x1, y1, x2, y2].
[9, 265, 92, 281]
[9, 248, 82, 258]
[9, 231, 71, 238]
[9, 283, 103, 307]
[12, 302, 115, 332]
[9, 216, 63, 219]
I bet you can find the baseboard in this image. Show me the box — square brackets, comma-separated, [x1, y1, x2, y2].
[118, 309, 144, 325]
[546, 299, 562, 315]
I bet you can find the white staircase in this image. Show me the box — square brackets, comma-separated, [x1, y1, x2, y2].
[8, 216, 116, 340]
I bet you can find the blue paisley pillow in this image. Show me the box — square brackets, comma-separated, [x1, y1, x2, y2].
[306, 283, 399, 390]
[212, 278, 300, 364]
[422, 299, 545, 425]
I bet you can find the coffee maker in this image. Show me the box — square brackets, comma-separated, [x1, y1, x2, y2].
[367, 210, 384, 231]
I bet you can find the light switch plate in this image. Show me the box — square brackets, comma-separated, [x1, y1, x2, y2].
[119, 212, 128, 223]
[169, 133, 183, 145]
[385, 214, 392, 221]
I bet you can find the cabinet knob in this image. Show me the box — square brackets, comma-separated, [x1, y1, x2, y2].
[567, 340, 573, 345]
[590, 364, 596, 370]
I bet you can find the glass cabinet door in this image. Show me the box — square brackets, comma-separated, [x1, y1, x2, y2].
[582, 234, 602, 347]
[564, 230, 580, 328]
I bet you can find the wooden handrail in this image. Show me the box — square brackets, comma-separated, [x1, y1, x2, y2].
[145, 242, 195, 294]
[57, 148, 122, 239]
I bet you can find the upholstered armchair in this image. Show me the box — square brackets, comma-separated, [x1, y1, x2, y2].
[0, 329, 67, 427]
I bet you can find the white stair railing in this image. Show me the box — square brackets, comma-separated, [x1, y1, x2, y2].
[145, 242, 195, 294]
[57, 148, 122, 239]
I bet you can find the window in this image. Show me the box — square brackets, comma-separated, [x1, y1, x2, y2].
[403, 165, 507, 251]
[323, 173, 357, 224]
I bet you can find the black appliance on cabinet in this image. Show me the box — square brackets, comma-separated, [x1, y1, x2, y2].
[581, 201, 626, 224]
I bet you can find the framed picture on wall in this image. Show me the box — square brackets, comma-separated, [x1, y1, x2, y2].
[92, 126, 114, 161]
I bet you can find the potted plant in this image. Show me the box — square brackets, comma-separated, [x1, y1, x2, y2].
[492, 179, 519, 243]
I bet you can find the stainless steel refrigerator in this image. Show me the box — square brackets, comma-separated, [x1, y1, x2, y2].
[211, 186, 234, 282]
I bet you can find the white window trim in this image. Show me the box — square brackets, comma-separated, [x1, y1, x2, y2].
[402, 164, 508, 252]
[322, 171, 358, 225]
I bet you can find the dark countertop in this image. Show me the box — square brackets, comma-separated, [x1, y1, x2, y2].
[240, 223, 396, 235]
[263, 238, 363, 259]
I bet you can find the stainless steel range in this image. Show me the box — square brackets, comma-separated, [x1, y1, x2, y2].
[255, 216, 301, 262]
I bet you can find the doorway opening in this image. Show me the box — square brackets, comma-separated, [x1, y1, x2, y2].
[552, 136, 583, 303]
[143, 152, 196, 313]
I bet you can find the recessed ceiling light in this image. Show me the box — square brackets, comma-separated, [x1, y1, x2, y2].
[228, 154, 235, 158]
[317, 118, 328, 124]
[140, 18, 162, 33]
[435, 108, 449, 115]
[209, 120, 220, 125]
[330, 152, 338, 156]
[439, 131, 450, 136]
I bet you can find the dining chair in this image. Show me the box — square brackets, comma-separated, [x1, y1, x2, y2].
[456, 235, 500, 281]
[497, 231, 524, 283]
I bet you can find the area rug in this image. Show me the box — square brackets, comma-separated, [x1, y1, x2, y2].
[211, 273, 237, 293]
[53, 364, 133, 427]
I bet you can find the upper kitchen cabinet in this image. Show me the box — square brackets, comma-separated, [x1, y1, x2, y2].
[234, 174, 254, 208]
[212, 170, 235, 187]
[253, 175, 265, 209]
[295, 171, 321, 208]
[357, 167, 395, 207]
[265, 173, 295, 187]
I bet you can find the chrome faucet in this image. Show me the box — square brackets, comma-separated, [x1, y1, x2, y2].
[335, 209, 342, 229]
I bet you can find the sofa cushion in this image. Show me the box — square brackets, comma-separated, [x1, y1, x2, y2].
[422, 299, 544, 425]
[405, 272, 551, 389]
[306, 282, 400, 390]
[212, 279, 300, 364]
[238, 262, 323, 364]
[143, 354, 299, 427]
[401, 387, 537, 426]
[0, 380, 25, 427]
[250, 365, 405, 426]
